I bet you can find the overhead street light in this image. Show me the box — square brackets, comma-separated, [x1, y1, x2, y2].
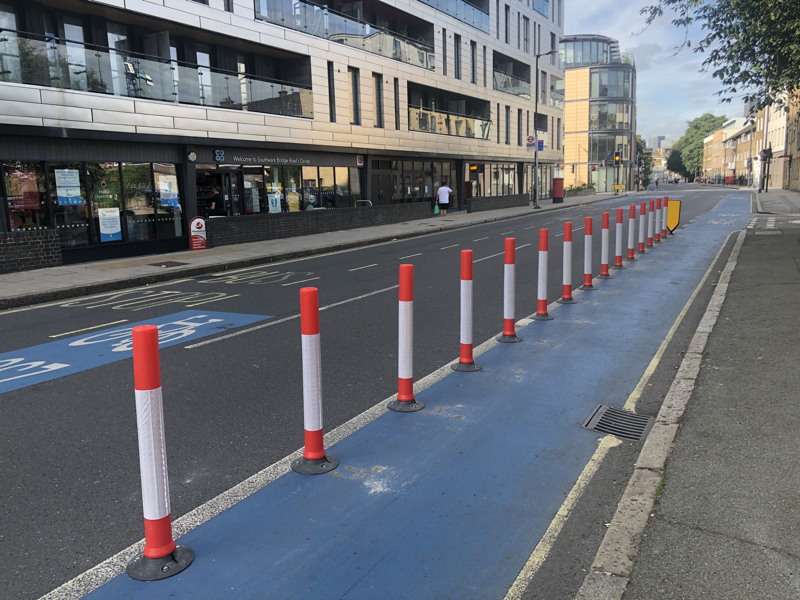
[533, 49, 557, 210]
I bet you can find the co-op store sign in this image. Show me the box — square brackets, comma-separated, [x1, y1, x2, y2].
[203, 148, 363, 167]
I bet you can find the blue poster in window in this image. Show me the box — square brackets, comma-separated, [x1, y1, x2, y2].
[98, 208, 123, 242]
[55, 169, 83, 205]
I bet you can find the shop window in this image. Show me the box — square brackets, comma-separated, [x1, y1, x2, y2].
[154, 164, 183, 238]
[4, 160, 48, 232]
[318, 166, 335, 208]
[283, 165, 302, 212]
[301, 166, 320, 210]
[48, 162, 90, 247]
[335, 166, 351, 207]
[122, 162, 156, 242]
[87, 162, 124, 243]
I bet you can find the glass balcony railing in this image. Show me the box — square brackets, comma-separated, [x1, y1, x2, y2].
[414, 0, 489, 32]
[0, 30, 313, 118]
[408, 106, 491, 139]
[493, 71, 530, 98]
[256, 1, 435, 70]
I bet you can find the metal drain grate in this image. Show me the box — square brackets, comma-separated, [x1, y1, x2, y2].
[581, 404, 654, 441]
[148, 261, 189, 268]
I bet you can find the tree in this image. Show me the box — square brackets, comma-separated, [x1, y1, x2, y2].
[670, 113, 727, 180]
[635, 135, 653, 187]
[641, 0, 800, 111]
[666, 148, 685, 177]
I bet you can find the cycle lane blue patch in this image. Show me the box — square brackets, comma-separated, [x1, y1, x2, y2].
[85, 195, 751, 599]
[0, 311, 270, 394]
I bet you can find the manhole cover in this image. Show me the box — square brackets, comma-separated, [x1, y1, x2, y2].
[581, 404, 654, 441]
[148, 261, 189, 268]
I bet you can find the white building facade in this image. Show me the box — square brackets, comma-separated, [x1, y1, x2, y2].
[0, 0, 563, 265]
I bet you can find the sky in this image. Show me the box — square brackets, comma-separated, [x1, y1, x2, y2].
[565, 1, 742, 144]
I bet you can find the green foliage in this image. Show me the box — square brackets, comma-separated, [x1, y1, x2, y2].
[636, 136, 653, 186]
[641, 0, 800, 111]
[671, 113, 727, 178]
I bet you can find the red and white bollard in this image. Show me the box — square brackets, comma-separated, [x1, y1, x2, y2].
[647, 200, 655, 247]
[599, 212, 612, 279]
[627, 204, 637, 260]
[654, 198, 662, 243]
[453, 249, 482, 371]
[127, 325, 194, 582]
[637, 202, 647, 254]
[613, 208, 625, 269]
[389, 265, 424, 411]
[292, 287, 339, 474]
[534, 229, 553, 320]
[498, 238, 522, 341]
[558, 222, 577, 304]
[662, 196, 669, 237]
[580, 216, 595, 290]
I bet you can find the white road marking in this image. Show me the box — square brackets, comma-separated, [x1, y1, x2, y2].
[349, 264, 378, 271]
[49, 320, 129, 338]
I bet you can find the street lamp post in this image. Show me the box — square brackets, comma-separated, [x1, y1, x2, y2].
[532, 49, 557, 210]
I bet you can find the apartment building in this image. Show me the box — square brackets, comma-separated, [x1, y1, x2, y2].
[0, 0, 564, 267]
[560, 34, 636, 192]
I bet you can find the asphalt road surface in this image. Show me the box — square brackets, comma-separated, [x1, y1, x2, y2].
[0, 186, 732, 599]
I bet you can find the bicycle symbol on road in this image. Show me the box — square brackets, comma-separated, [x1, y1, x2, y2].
[68, 314, 225, 353]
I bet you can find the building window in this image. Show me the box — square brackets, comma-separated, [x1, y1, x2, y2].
[504, 5, 510, 44]
[470, 41, 477, 84]
[373, 73, 384, 128]
[442, 29, 448, 76]
[349, 66, 361, 125]
[505, 105, 511, 145]
[328, 61, 336, 123]
[517, 13, 521, 49]
[454, 34, 462, 80]
[523, 16, 529, 53]
[497, 103, 501, 143]
[518, 108, 523, 146]
[224, 0, 233, 11]
[394, 78, 401, 129]
[496, 0, 500, 39]
[483, 46, 487, 87]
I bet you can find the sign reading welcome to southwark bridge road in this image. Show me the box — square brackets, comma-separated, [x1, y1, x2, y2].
[0, 311, 271, 394]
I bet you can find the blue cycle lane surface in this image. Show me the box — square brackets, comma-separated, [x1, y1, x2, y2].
[84, 194, 751, 600]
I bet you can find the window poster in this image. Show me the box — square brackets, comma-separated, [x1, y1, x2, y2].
[98, 207, 122, 242]
[55, 169, 83, 205]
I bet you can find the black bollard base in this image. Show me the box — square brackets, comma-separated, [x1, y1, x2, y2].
[532, 313, 554, 320]
[452, 362, 482, 372]
[557, 298, 577, 304]
[127, 545, 194, 581]
[291, 455, 339, 475]
[497, 333, 523, 343]
[388, 398, 425, 412]
[598, 274, 613, 279]
[580, 284, 596, 291]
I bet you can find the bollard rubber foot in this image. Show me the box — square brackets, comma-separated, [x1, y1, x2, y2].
[127, 545, 194, 581]
[533, 313, 554, 320]
[388, 398, 425, 412]
[598, 274, 613, 279]
[497, 333, 523, 343]
[557, 298, 577, 304]
[580, 284, 596, 291]
[611, 265, 625, 270]
[292, 455, 339, 475]
[452, 361, 482, 372]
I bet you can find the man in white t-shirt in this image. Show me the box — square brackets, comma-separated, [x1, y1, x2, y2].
[437, 183, 452, 216]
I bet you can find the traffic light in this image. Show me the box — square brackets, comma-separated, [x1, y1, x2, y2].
[613, 152, 622, 166]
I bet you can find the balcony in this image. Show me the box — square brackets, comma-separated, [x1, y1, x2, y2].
[256, 0, 435, 70]
[414, 0, 490, 31]
[493, 71, 530, 98]
[0, 30, 313, 118]
[408, 106, 491, 139]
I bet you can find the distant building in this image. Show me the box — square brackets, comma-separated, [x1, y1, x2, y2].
[647, 136, 665, 150]
[560, 34, 637, 192]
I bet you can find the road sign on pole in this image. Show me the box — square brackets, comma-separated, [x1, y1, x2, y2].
[526, 136, 536, 152]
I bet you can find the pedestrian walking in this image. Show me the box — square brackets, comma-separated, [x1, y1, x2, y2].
[437, 182, 452, 216]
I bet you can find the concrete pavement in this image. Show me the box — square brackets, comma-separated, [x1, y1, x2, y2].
[578, 187, 800, 599]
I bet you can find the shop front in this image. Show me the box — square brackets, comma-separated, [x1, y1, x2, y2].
[0, 135, 186, 264]
[190, 147, 364, 217]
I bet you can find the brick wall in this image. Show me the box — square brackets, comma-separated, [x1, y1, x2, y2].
[467, 194, 529, 213]
[0, 230, 63, 274]
[206, 203, 432, 247]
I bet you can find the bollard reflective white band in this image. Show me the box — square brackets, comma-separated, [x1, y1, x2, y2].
[301, 333, 323, 433]
[628, 205, 636, 260]
[460, 279, 473, 344]
[135, 388, 170, 522]
[398, 301, 413, 380]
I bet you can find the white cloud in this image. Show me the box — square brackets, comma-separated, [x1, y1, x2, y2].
[565, 0, 738, 142]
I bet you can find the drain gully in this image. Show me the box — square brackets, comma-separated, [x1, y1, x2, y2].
[581, 404, 654, 442]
